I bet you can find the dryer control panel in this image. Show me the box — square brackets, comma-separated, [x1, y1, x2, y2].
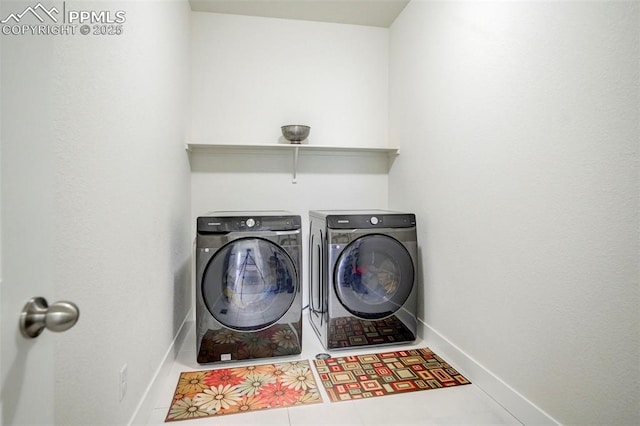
[325, 213, 415, 229]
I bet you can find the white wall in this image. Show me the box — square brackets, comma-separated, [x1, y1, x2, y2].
[190, 12, 389, 147]
[189, 13, 392, 304]
[389, 1, 639, 425]
[38, 1, 192, 424]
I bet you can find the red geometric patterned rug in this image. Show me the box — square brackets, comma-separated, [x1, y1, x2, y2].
[313, 347, 470, 402]
[165, 359, 322, 422]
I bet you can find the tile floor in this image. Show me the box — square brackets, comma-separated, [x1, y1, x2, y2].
[146, 317, 522, 425]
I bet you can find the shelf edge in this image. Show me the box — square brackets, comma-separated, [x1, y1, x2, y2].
[185, 142, 399, 155]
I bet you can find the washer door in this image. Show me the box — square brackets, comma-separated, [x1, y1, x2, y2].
[334, 234, 414, 320]
[202, 237, 297, 331]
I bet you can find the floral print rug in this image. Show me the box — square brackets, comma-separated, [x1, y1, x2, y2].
[314, 347, 471, 402]
[165, 360, 322, 422]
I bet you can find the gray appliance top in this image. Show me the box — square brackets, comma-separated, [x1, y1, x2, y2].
[201, 210, 297, 217]
[310, 209, 404, 217]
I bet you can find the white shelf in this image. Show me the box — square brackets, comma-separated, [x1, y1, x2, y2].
[185, 142, 399, 184]
[185, 142, 399, 156]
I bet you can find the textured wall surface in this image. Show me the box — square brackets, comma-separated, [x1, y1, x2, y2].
[389, 1, 639, 424]
[46, 1, 193, 424]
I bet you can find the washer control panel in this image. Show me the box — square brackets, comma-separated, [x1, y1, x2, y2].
[197, 214, 301, 233]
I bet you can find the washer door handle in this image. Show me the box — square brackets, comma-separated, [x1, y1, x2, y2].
[19, 297, 80, 338]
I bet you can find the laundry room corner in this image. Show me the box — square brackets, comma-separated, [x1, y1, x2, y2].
[187, 11, 397, 312]
[3, 1, 637, 425]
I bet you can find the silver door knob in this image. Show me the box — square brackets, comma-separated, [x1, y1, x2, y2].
[19, 297, 80, 338]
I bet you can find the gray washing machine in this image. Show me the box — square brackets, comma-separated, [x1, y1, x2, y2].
[309, 210, 418, 350]
[195, 211, 302, 363]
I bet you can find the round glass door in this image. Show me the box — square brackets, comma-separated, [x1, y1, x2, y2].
[334, 234, 414, 320]
[202, 237, 297, 331]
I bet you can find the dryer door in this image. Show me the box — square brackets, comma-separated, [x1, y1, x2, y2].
[202, 237, 298, 331]
[334, 234, 414, 320]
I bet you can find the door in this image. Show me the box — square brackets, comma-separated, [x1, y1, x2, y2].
[334, 234, 415, 319]
[202, 237, 298, 331]
[1, 7, 58, 424]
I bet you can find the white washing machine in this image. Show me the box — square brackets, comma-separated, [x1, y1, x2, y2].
[195, 211, 302, 363]
[309, 210, 418, 350]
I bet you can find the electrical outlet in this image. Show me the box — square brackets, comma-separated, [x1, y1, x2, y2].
[119, 364, 128, 401]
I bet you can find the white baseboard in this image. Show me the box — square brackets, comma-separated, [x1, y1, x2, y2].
[128, 309, 193, 426]
[420, 320, 560, 426]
